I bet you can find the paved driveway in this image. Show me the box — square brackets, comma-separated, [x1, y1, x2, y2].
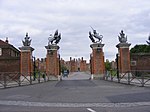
[0, 72, 150, 112]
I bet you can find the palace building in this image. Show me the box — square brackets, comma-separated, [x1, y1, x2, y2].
[0, 38, 20, 72]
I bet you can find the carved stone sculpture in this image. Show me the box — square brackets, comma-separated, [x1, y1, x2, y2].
[48, 30, 61, 45]
[118, 30, 127, 43]
[146, 35, 150, 45]
[22, 33, 32, 46]
[89, 27, 103, 43]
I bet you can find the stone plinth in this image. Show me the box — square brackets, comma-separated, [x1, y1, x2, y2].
[90, 43, 105, 79]
[19, 46, 34, 75]
[45, 45, 60, 80]
[116, 43, 131, 73]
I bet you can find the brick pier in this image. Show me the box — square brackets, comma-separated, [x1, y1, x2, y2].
[90, 43, 105, 79]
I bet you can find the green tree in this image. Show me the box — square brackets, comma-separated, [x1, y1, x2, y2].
[130, 44, 150, 53]
[105, 60, 111, 71]
[60, 64, 68, 73]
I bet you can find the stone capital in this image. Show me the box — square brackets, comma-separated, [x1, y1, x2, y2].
[45, 44, 59, 50]
[19, 46, 34, 52]
[90, 43, 105, 49]
[116, 43, 131, 48]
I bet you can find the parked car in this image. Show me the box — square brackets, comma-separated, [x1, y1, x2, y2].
[63, 70, 69, 77]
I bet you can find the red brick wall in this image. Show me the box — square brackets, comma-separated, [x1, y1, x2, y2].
[70, 59, 76, 72]
[40, 59, 46, 72]
[46, 50, 60, 76]
[2, 48, 10, 56]
[119, 48, 131, 73]
[91, 48, 105, 74]
[80, 60, 86, 71]
[131, 53, 150, 70]
[35, 58, 46, 72]
[20, 51, 32, 74]
[86, 63, 90, 72]
[0, 46, 20, 73]
[0, 58, 20, 72]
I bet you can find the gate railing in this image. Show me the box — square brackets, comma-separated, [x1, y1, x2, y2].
[104, 70, 150, 87]
[0, 72, 49, 88]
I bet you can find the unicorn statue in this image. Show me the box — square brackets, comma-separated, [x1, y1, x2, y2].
[48, 30, 61, 45]
[89, 27, 103, 43]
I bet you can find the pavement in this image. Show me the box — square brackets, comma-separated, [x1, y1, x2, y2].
[0, 72, 150, 112]
[62, 72, 91, 80]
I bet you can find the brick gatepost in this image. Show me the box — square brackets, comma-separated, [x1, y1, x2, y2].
[116, 43, 131, 73]
[45, 45, 60, 80]
[90, 43, 105, 79]
[116, 30, 131, 73]
[19, 33, 34, 75]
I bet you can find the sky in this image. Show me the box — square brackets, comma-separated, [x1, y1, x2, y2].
[0, 0, 150, 62]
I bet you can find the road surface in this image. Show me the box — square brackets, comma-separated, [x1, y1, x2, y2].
[0, 72, 150, 112]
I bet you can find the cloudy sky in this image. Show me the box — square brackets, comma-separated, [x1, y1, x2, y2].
[0, 0, 150, 62]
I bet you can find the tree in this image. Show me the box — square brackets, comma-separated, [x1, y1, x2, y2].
[130, 44, 150, 53]
[60, 64, 68, 73]
[105, 60, 111, 71]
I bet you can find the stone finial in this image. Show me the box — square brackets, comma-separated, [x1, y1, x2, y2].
[5, 37, 9, 43]
[81, 57, 83, 61]
[22, 32, 32, 46]
[118, 30, 127, 43]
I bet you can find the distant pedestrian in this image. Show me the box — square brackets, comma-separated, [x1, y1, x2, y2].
[42, 73, 46, 82]
[67, 70, 69, 74]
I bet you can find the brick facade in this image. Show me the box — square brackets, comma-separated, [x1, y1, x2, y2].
[69, 57, 76, 72]
[110, 61, 117, 70]
[0, 39, 20, 72]
[80, 57, 87, 72]
[64, 57, 88, 72]
[86, 63, 90, 72]
[35, 58, 46, 72]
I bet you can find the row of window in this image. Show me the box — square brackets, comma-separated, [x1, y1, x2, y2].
[0, 48, 19, 57]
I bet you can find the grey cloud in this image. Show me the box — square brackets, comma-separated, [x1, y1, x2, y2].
[0, 0, 150, 62]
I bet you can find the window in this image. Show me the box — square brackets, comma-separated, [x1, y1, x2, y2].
[131, 61, 136, 66]
[0, 48, 2, 56]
